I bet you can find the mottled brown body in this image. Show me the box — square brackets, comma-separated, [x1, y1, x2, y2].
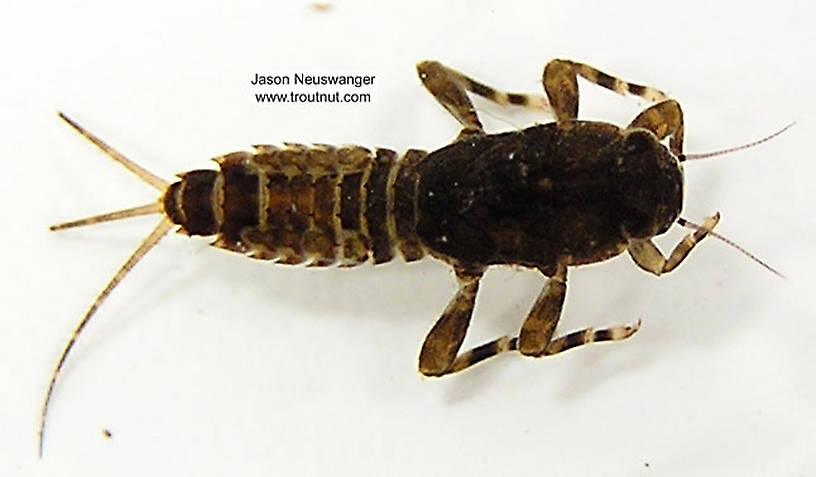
[417, 121, 683, 270]
[159, 119, 683, 275]
[162, 144, 429, 267]
[45, 59, 765, 456]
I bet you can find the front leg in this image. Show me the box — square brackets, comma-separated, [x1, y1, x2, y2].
[628, 99, 685, 156]
[629, 213, 721, 275]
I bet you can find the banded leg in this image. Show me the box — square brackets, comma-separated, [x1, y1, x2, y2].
[518, 264, 568, 356]
[629, 99, 685, 155]
[518, 264, 640, 357]
[442, 323, 641, 376]
[418, 268, 483, 377]
[543, 59, 669, 122]
[416, 60, 550, 138]
[629, 213, 721, 276]
[430, 265, 641, 376]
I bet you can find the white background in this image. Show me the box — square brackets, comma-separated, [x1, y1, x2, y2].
[2, 1, 815, 476]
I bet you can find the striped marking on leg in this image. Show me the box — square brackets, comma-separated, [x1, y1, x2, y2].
[456, 73, 551, 111]
[417, 60, 552, 123]
[544, 320, 642, 356]
[448, 336, 519, 374]
[443, 319, 640, 375]
[566, 60, 668, 102]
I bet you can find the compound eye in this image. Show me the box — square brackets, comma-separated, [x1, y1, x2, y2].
[624, 209, 655, 238]
[623, 130, 656, 157]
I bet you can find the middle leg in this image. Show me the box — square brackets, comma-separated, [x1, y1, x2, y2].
[543, 59, 669, 122]
[518, 264, 640, 357]
[427, 264, 641, 377]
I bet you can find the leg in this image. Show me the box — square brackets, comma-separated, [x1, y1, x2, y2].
[416, 60, 550, 138]
[518, 264, 568, 356]
[418, 267, 484, 376]
[543, 59, 669, 122]
[442, 324, 641, 376]
[426, 264, 641, 377]
[628, 213, 721, 276]
[544, 320, 642, 355]
[628, 99, 684, 155]
[518, 264, 639, 357]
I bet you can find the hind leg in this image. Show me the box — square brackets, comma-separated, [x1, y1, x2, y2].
[417, 60, 551, 139]
[418, 268, 484, 376]
[426, 265, 641, 376]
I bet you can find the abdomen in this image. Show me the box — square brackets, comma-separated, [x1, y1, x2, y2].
[162, 144, 429, 267]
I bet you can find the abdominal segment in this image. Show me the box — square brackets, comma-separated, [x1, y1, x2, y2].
[170, 144, 428, 267]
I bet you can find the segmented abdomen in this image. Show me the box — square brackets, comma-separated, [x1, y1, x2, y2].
[162, 143, 428, 267]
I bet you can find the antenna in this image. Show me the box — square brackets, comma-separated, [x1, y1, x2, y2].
[679, 122, 795, 162]
[677, 217, 784, 278]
